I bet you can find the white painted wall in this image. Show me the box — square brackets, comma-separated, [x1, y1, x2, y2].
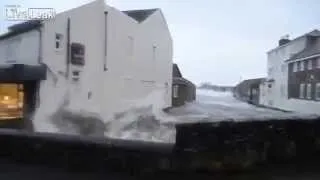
[100, 6, 173, 117]
[39, 0, 105, 116]
[37, 0, 173, 120]
[0, 30, 40, 65]
[262, 36, 320, 114]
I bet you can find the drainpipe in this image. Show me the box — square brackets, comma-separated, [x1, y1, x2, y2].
[104, 12, 108, 71]
[66, 18, 71, 78]
[36, 27, 42, 64]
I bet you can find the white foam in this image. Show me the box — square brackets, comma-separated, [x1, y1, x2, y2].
[32, 75, 318, 143]
[32, 74, 176, 142]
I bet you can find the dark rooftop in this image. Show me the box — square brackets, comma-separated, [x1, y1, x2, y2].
[0, 20, 42, 40]
[269, 29, 320, 53]
[236, 78, 266, 88]
[122, 9, 158, 23]
[173, 63, 182, 78]
[286, 31, 320, 62]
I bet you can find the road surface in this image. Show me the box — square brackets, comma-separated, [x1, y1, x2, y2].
[33, 89, 318, 143]
[103, 89, 317, 143]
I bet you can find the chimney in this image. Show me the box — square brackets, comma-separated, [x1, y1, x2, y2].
[278, 34, 290, 46]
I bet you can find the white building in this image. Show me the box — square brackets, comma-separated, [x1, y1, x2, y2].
[0, 0, 173, 129]
[260, 30, 320, 114]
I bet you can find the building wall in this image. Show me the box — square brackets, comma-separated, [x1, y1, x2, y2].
[102, 6, 172, 116]
[38, 0, 173, 119]
[262, 37, 307, 109]
[39, 0, 106, 116]
[0, 30, 40, 65]
[262, 36, 320, 114]
[136, 10, 173, 108]
[288, 57, 320, 99]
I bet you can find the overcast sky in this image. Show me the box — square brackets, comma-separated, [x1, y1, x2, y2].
[1, 0, 320, 86]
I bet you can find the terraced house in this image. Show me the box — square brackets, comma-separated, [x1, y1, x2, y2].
[0, 0, 173, 130]
[260, 30, 320, 114]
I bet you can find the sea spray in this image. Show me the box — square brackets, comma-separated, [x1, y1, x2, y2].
[33, 75, 105, 136]
[104, 89, 177, 142]
[32, 75, 177, 142]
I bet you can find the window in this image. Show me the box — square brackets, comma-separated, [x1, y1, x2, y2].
[306, 83, 312, 99]
[293, 62, 298, 72]
[316, 83, 320, 100]
[317, 58, 320, 68]
[173, 85, 179, 98]
[299, 61, 304, 71]
[252, 89, 257, 95]
[299, 83, 305, 99]
[0, 83, 24, 120]
[72, 71, 80, 76]
[55, 33, 63, 50]
[71, 70, 80, 82]
[307, 59, 313, 70]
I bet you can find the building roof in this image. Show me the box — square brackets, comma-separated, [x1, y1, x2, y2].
[286, 33, 320, 62]
[268, 29, 320, 53]
[173, 77, 195, 87]
[173, 63, 182, 78]
[307, 29, 320, 37]
[236, 78, 265, 89]
[0, 20, 42, 40]
[122, 9, 158, 23]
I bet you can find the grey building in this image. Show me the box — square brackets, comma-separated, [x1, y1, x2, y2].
[172, 64, 196, 107]
[234, 78, 265, 105]
[286, 31, 320, 101]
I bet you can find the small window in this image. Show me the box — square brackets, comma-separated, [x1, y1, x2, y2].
[315, 83, 320, 100]
[317, 58, 320, 68]
[307, 59, 313, 70]
[252, 89, 257, 95]
[72, 71, 80, 76]
[306, 83, 312, 99]
[173, 85, 179, 98]
[55, 33, 63, 50]
[71, 70, 80, 82]
[299, 61, 304, 71]
[299, 83, 305, 99]
[293, 62, 298, 72]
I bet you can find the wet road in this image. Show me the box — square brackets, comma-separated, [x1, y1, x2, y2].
[34, 89, 317, 143]
[168, 89, 315, 123]
[104, 90, 317, 142]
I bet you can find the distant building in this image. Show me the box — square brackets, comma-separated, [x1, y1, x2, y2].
[260, 29, 320, 114]
[234, 78, 265, 105]
[172, 64, 196, 107]
[198, 83, 234, 92]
